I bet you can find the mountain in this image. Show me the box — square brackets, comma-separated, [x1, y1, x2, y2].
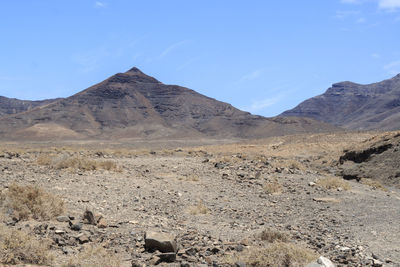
[0, 96, 58, 117]
[281, 74, 400, 131]
[0, 67, 339, 140]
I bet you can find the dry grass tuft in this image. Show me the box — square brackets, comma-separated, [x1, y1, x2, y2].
[188, 200, 209, 215]
[37, 154, 120, 172]
[361, 178, 388, 191]
[0, 225, 53, 265]
[317, 176, 351, 191]
[62, 245, 121, 267]
[263, 179, 283, 194]
[260, 229, 290, 243]
[225, 242, 317, 267]
[0, 184, 64, 221]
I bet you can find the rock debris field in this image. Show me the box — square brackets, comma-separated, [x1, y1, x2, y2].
[0, 132, 399, 267]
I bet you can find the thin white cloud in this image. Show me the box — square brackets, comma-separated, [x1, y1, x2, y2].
[341, 0, 400, 11]
[384, 60, 400, 75]
[334, 10, 361, 19]
[379, 0, 400, 10]
[159, 40, 189, 59]
[244, 96, 281, 113]
[95, 1, 106, 8]
[341, 0, 364, 3]
[176, 56, 202, 71]
[357, 17, 366, 23]
[239, 69, 268, 82]
[371, 53, 381, 58]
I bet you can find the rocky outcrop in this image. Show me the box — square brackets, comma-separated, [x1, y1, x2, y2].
[281, 74, 400, 131]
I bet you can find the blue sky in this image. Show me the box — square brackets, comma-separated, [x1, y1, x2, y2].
[0, 0, 399, 117]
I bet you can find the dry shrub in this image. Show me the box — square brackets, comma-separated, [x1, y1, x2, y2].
[37, 154, 120, 172]
[317, 176, 351, 191]
[188, 200, 209, 215]
[0, 225, 53, 265]
[62, 245, 121, 267]
[226, 242, 317, 267]
[260, 229, 290, 243]
[263, 180, 282, 194]
[0, 184, 64, 221]
[36, 153, 53, 165]
[361, 178, 388, 191]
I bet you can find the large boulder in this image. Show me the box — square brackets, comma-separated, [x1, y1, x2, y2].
[144, 231, 177, 253]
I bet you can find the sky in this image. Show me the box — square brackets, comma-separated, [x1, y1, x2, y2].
[0, 0, 400, 117]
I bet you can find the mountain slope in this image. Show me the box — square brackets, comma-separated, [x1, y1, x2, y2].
[0, 67, 339, 140]
[281, 74, 400, 130]
[0, 96, 58, 117]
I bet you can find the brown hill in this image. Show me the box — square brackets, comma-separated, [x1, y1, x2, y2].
[0, 96, 58, 117]
[281, 74, 400, 131]
[0, 67, 339, 140]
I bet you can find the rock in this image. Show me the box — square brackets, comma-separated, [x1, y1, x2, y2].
[56, 216, 70, 222]
[309, 182, 316, 186]
[157, 252, 176, 263]
[70, 223, 82, 231]
[83, 210, 97, 225]
[306, 256, 335, 267]
[235, 262, 247, 267]
[313, 197, 340, 203]
[372, 259, 383, 267]
[145, 231, 177, 253]
[97, 217, 107, 228]
[77, 234, 89, 244]
[55, 229, 65, 234]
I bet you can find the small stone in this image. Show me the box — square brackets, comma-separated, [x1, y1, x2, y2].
[157, 252, 176, 263]
[309, 182, 316, 186]
[56, 216, 70, 222]
[83, 210, 97, 225]
[372, 259, 383, 267]
[70, 223, 82, 231]
[77, 234, 89, 244]
[235, 262, 247, 267]
[97, 217, 107, 228]
[306, 256, 335, 267]
[55, 229, 65, 234]
[145, 231, 177, 253]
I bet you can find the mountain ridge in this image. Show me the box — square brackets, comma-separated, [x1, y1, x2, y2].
[0, 67, 339, 140]
[281, 73, 400, 130]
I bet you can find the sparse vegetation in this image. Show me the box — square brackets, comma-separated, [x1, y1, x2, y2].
[317, 176, 351, 191]
[260, 228, 290, 243]
[62, 245, 121, 267]
[225, 242, 318, 267]
[0, 225, 53, 265]
[361, 178, 388, 191]
[37, 154, 120, 172]
[263, 179, 283, 194]
[0, 184, 64, 221]
[188, 200, 209, 215]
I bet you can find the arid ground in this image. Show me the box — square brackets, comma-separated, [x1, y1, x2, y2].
[1, 131, 399, 267]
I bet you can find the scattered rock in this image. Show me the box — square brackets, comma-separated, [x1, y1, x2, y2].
[145, 231, 177, 253]
[70, 222, 82, 231]
[313, 197, 340, 203]
[83, 210, 97, 225]
[56, 216, 70, 222]
[306, 256, 335, 267]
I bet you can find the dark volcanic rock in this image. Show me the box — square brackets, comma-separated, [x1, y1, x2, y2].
[339, 131, 400, 188]
[0, 96, 58, 117]
[281, 73, 400, 131]
[0, 67, 339, 140]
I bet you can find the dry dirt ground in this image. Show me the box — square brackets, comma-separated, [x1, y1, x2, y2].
[0, 132, 399, 267]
